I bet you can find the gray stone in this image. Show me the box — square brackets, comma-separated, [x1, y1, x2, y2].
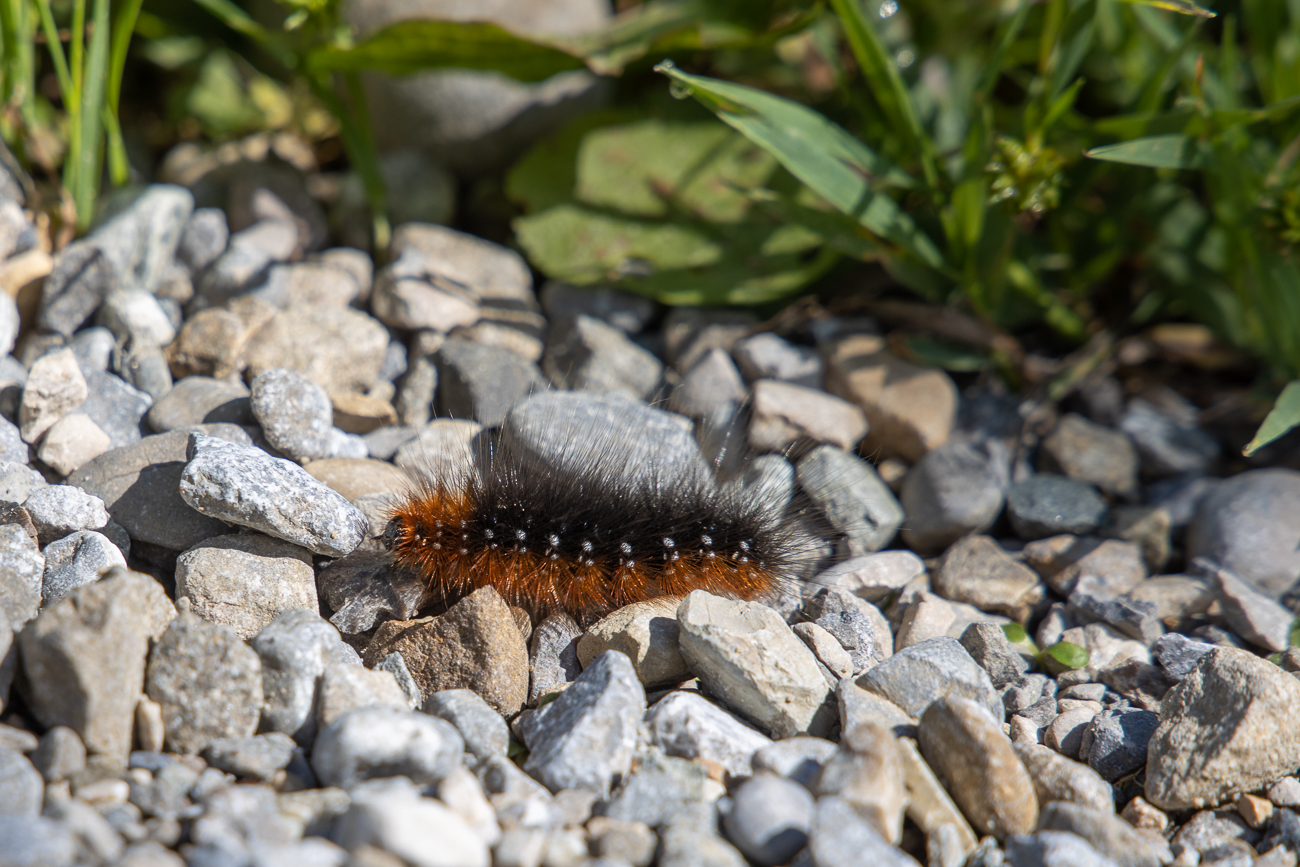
[0, 291, 16, 360]
[312, 707, 464, 788]
[1202, 560, 1293, 651]
[437, 337, 547, 427]
[145, 377, 251, 432]
[519, 651, 644, 796]
[317, 663, 409, 729]
[1037, 801, 1168, 867]
[30, 726, 85, 782]
[578, 598, 690, 686]
[1086, 707, 1159, 783]
[1013, 741, 1115, 814]
[1007, 475, 1109, 539]
[41, 529, 127, 605]
[856, 636, 1001, 723]
[37, 412, 112, 475]
[724, 775, 813, 866]
[86, 184, 194, 292]
[250, 609, 354, 745]
[422, 689, 509, 764]
[1188, 469, 1300, 599]
[935, 535, 1042, 619]
[732, 332, 821, 387]
[503, 391, 707, 490]
[1068, 576, 1163, 645]
[178, 207, 229, 272]
[1153, 633, 1216, 681]
[540, 281, 656, 335]
[529, 612, 582, 704]
[1046, 707, 1096, 757]
[69, 326, 115, 373]
[814, 609, 884, 674]
[334, 776, 488, 867]
[1149, 472, 1220, 528]
[751, 736, 837, 787]
[65, 426, 247, 551]
[176, 534, 318, 641]
[812, 551, 927, 605]
[0, 815, 77, 866]
[1040, 413, 1140, 499]
[901, 439, 1009, 553]
[1004, 831, 1120, 867]
[677, 591, 833, 738]
[809, 795, 921, 867]
[644, 690, 773, 779]
[1024, 537, 1147, 598]
[316, 551, 430, 635]
[114, 342, 172, 401]
[19, 348, 87, 443]
[796, 445, 903, 556]
[0, 416, 24, 464]
[0, 747, 42, 813]
[1120, 398, 1219, 477]
[146, 608, 263, 754]
[38, 243, 118, 336]
[98, 289, 176, 348]
[919, 697, 1038, 839]
[814, 722, 906, 842]
[0, 460, 43, 504]
[1146, 647, 1300, 810]
[601, 755, 708, 827]
[659, 825, 747, 867]
[543, 314, 662, 399]
[250, 368, 334, 463]
[243, 304, 390, 398]
[78, 370, 152, 447]
[197, 218, 297, 305]
[0, 523, 42, 628]
[749, 379, 868, 454]
[374, 652, 420, 708]
[961, 623, 1030, 689]
[179, 433, 368, 557]
[20, 567, 167, 761]
[201, 732, 296, 780]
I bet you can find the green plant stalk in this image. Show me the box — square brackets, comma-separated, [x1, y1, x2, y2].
[104, 0, 143, 185]
[72, 0, 109, 228]
[69, 0, 84, 92]
[0, 0, 38, 130]
[33, 0, 79, 195]
[308, 72, 389, 252]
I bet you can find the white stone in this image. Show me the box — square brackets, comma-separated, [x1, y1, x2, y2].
[644, 690, 773, 778]
[37, 414, 111, 476]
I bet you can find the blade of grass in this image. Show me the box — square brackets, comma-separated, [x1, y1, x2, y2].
[33, 0, 80, 197]
[307, 72, 390, 252]
[0, 0, 37, 129]
[104, 0, 142, 185]
[1117, 0, 1216, 18]
[1085, 134, 1204, 168]
[70, 0, 85, 93]
[188, 0, 273, 43]
[976, 0, 1031, 102]
[1244, 381, 1300, 456]
[827, 0, 939, 193]
[72, 0, 110, 228]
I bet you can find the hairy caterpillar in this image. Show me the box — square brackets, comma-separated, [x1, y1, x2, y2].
[381, 394, 819, 622]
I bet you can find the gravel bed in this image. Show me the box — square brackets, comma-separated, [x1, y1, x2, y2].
[1, 177, 1299, 867]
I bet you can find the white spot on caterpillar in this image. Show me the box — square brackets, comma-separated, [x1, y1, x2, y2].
[739, 540, 751, 552]
[620, 542, 632, 555]
[581, 541, 593, 553]
[701, 535, 713, 547]
[516, 529, 527, 541]
[484, 529, 494, 539]
[662, 537, 675, 548]
[548, 534, 560, 547]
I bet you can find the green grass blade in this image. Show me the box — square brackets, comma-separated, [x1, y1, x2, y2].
[977, 0, 1031, 101]
[1085, 134, 1204, 168]
[70, 0, 85, 92]
[189, 0, 272, 42]
[656, 63, 948, 274]
[72, 0, 109, 228]
[828, 0, 938, 191]
[306, 20, 586, 81]
[32, 0, 74, 109]
[1116, 0, 1216, 18]
[1244, 380, 1300, 456]
[103, 0, 142, 186]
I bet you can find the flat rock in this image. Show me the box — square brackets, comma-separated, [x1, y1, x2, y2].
[809, 795, 922, 867]
[22, 484, 109, 545]
[19, 567, 168, 762]
[1120, 398, 1218, 478]
[243, 304, 389, 396]
[543, 313, 663, 399]
[179, 432, 368, 557]
[529, 612, 582, 704]
[900, 439, 1009, 553]
[856, 636, 1001, 723]
[577, 598, 690, 686]
[796, 445, 903, 556]
[40, 529, 127, 605]
[822, 334, 957, 462]
[437, 337, 548, 428]
[422, 689, 510, 765]
[934, 535, 1042, 619]
[1040, 413, 1140, 499]
[19, 348, 87, 443]
[1014, 741, 1115, 814]
[202, 733, 296, 780]
[748, 379, 867, 453]
[644, 690, 773, 779]
[334, 777, 488, 867]
[668, 347, 747, 421]
[313, 708, 464, 788]
[919, 696, 1038, 839]
[303, 458, 409, 501]
[317, 663, 409, 729]
[518, 650, 645, 797]
[811, 551, 926, 605]
[38, 412, 112, 475]
[361, 586, 528, 715]
[78, 369, 152, 448]
[145, 608, 262, 754]
[1037, 801, 1169, 867]
[1188, 469, 1300, 598]
[1145, 647, 1300, 810]
[1007, 475, 1109, 539]
[1206, 561, 1293, 652]
[677, 590, 833, 738]
[175, 534, 317, 640]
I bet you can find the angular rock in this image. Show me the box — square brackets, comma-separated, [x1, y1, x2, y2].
[812, 551, 926, 605]
[934, 535, 1042, 619]
[1014, 741, 1115, 814]
[77, 370, 152, 449]
[41, 529, 127, 605]
[815, 722, 906, 842]
[644, 690, 773, 779]
[900, 438, 1009, 553]
[1040, 413, 1139, 499]
[22, 484, 109, 545]
[518, 651, 645, 797]
[796, 445, 904, 556]
[175, 534, 317, 640]
[250, 368, 334, 463]
[19, 567, 167, 761]
[312, 707, 463, 788]
[961, 623, 1030, 689]
[1004, 831, 1121, 867]
[677, 590, 833, 738]
[1205, 560, 1293, 652]
[437, 337, 548, 428]
[1037, 801, 1168, 867]
[1007, 475, 1109, 539]
[0, 524, 44, 628]
[1120, 398, 1218, 478]
[145, 608, 262, 754]
[543, 313, 663, 399]
[316, 663, 409, 729]
[1187, 469, 1300, 599]
[243, 305, 389, 397]
[857, 636, 1001, 723]
[810, 795, 922, 867]
[919, 696, 1038, 839]
[38, 413, 112, 475]
[422, 689, 509, 765]
[529, 612, 582, 704]
[668, 348, 747, 421]
[361, 587, 528, 715]
[19, 348, 87, 443]
[202, 733, 296, 781]
[748, 379, 868, 454]
[250, 609, 355, 745]
[179, 433, 368, 557]
[578, 598, 690, 687]
[1145, 648, 1300, 810]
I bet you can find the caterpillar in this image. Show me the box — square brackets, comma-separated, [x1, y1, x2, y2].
[381, 394, 818, 622]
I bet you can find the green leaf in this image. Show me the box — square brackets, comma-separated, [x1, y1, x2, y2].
[1085, 134, 1204, 169]
[1116, 0, 1216, 18]
[1290, 616, 1300, 647]
[72, 0, 110, 229]
[655, 63, 949, 275]
[1002, 623, 1029, 644]
[306, 20, 586, 80]
[1043, 641, 1090, 670]
[827, 0, 938, 190]
[1243, 381, 1300, 456]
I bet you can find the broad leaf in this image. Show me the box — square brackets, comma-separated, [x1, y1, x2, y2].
[307, 20, 586, 80]
[1043, 641, 1090, 670]
[655, 63, 949, 274]
[1243, 380, 1300, 456]
[1085, 134, 1204, 169]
